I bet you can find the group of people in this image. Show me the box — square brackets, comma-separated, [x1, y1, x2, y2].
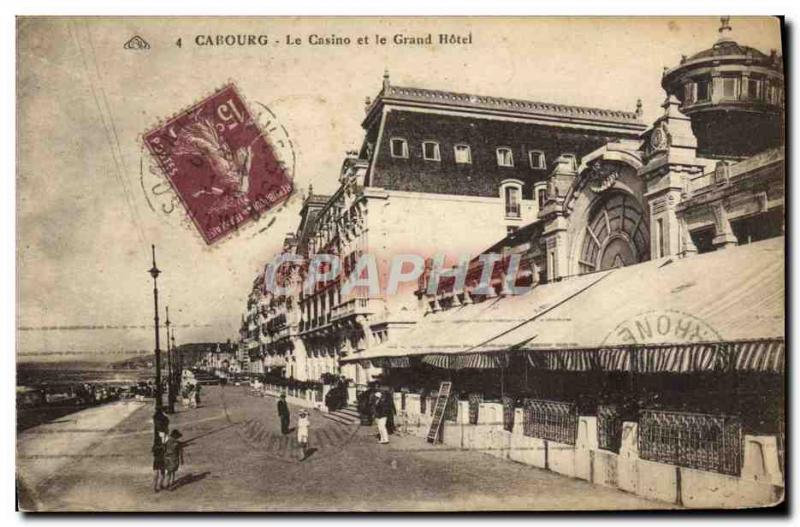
[181, 370, 202, 408]
[356, 385, 398, 443]
[151, 408, 185, 492]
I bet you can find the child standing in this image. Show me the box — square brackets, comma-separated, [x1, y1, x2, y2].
[152, 439, 166, 493]
[164, 429, 184, 490]
[297, 409, 310, 461]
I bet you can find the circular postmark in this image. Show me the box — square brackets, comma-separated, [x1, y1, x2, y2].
[139, 93, 297, 243]
[600, 309, 737, 375]
[218, 384, 359, 465]
[602, 309, 723, 347]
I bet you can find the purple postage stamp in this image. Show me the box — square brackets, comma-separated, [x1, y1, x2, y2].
[144, 84, 293, 244]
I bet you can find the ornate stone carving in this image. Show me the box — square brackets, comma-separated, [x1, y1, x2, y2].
[587, 164, 619, 194]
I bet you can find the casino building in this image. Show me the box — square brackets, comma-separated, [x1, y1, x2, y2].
[240, 18, 784, 507]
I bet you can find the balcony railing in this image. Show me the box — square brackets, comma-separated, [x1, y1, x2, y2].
[638, 409, 742, 476]
[330, 297, 381, 321]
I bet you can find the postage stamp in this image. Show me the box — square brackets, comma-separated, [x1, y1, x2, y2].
[144, 84, 293, 244]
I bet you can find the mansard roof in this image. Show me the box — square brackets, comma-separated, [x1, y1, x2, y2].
[365, 83, 645, 130]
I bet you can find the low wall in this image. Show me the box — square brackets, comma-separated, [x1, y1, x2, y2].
[262, 387, 327, 412]
[395, 399, 783, 508]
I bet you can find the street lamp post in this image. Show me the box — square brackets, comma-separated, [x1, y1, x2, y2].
[172, 327, 182, 407]
[149, 244, 163, 410]
[165, 306, 175, 413]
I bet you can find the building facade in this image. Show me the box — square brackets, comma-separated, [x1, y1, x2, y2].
[340, 20, 784, 507]
[241, 71, 646, 385]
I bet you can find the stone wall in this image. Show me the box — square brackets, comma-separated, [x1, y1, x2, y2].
[395, 399, 784, 508]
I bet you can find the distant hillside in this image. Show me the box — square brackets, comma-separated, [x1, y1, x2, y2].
[110, 342, 236, 369]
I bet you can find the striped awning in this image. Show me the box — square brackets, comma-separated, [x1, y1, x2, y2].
[343, 237, 784, 374]
[422, 352, 510, 370]
[523, 339, 784, 373]
[733, 339, 785, 372]
[367, 357, 412, 369]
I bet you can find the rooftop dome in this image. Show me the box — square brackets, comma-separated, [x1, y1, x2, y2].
[661, 17, 784, 159]
[688, 40, 769, 61]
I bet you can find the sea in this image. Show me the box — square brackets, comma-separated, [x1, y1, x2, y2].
[17, 364, 153, 389]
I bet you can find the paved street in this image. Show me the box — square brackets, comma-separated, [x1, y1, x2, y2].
[18, 385, 673, 511]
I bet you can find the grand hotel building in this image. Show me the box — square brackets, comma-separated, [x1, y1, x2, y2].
[240, 68, 649, 383]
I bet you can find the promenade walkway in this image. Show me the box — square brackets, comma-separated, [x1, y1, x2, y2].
[18, 385, 672, 511]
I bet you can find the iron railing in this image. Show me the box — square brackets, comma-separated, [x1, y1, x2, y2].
[523, 398, 578, 445]
[444, 396, 458, 422]
[638, 409, 742, 476]
[502, 396, 515, 432]
[597, 404, 623, 453]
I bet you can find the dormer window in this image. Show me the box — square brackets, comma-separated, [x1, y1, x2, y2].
[562, 153, 577, 170]
[496, 147, 514, 167]
[390, 138, 408, 159]
[454, 144, 472, 164]
[422, 141, 441, 161]
[529, 150, 546, 169]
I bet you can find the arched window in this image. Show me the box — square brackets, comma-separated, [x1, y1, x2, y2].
[579, 192, 649, 274]
[501, 180, 522, 218]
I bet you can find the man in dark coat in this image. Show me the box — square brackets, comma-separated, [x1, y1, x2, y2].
[277, 393, 290, 435]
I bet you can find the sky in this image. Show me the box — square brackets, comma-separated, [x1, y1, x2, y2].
[16, 16, 782, 362]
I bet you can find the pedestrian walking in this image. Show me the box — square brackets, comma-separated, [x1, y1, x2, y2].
[164, 429, 184, 490]
[277, 393, 290, 435]
[373, 391, 390, 444]
[297, 409, 310, 460]
[153, 407, 169, 444]
[152, 438, 166, 493]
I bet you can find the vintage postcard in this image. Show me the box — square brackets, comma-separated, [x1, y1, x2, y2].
[16, 16, 785, 512]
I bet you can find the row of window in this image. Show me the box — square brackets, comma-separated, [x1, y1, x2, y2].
[390, 138, 565, 169]
[683, 75, 784, 106]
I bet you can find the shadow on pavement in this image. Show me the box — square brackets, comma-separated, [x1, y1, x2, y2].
[170, 471, 210, 491]
[182, 422, 239, 446]
[301, 447, 318, 461]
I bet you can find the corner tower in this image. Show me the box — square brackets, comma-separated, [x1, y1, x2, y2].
[661, 17, 784, 158]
